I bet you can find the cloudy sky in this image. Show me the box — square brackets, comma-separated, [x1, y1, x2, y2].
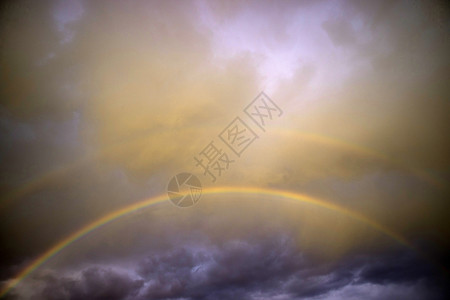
[0, 0, 449, 299]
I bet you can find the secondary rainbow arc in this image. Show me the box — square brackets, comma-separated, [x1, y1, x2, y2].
[1, 128, 444, 212]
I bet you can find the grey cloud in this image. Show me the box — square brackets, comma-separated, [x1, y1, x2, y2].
[13, 235, 449, 300]
[322, 19, 356, 47]
[37, 267, 143, 300]
[1, 1, 449, 300]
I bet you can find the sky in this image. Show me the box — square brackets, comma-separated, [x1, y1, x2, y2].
[0, 0, 449, 299]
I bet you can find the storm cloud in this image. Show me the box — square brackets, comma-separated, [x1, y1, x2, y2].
[1, 0, 449, 299]
[5, 235, 446, 300]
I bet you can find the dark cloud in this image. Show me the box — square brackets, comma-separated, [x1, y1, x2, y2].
[135, 235, 303, 299]
[1, 0, 449, 299]
[357, 251, 435, 285]
[8, 235, 447, 300]
[35, 267, 143, 300]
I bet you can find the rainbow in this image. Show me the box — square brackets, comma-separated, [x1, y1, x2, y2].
[1, 128, 444, 212]
[0, 186, 413, 298]
[272, 128, 446, 189]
